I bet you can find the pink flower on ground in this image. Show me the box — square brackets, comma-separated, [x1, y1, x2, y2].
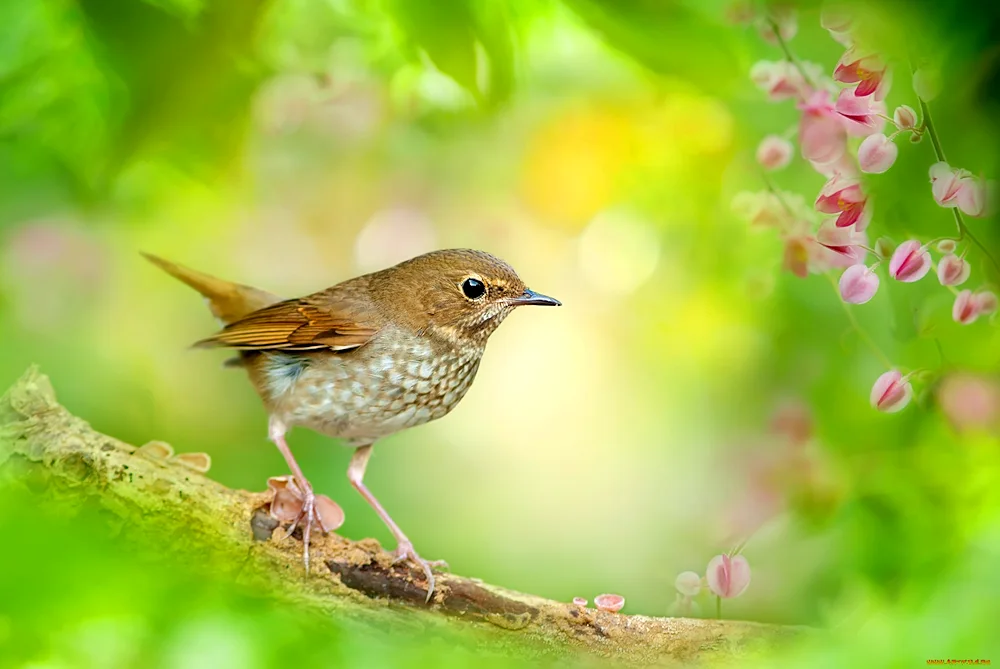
[870, 370, 913, 413]
[594, 594, 625, 613]
[675, 571, 702, 597]
[930, 162, 991, 217]
[572, 597, 588, 607]
[798, 91, 847, 165]
[857, 133, 898, 173]
[815, 174, 872, 230]
[757, 135, 793, 170]
[888, 240, 931, 282]
[834, 87, 886, 133]
[706, 555, 751, 598]
[953, 290, 980, 324]
[892, 105, 918, 130]
[936, 254, 970, 286]
[974, 291, 998, 315]
[839, 264, 879, 304]
[834, 49, 891, 100]
[937, 373, 1000, 433]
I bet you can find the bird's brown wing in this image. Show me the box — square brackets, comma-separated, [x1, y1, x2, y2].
[194, 294, 380, 352]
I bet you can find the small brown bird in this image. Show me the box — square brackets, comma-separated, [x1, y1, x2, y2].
[144, 249, 560, 595]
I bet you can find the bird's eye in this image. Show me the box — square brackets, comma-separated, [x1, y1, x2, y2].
[461, 277, 486, 300]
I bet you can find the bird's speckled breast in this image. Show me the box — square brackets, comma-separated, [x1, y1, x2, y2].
[257, 327, 482, 445]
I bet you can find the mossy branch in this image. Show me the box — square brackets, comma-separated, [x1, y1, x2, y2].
[0, 367, 810, 666]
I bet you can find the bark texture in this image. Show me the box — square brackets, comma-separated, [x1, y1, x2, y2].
[0, 367, 810, 666]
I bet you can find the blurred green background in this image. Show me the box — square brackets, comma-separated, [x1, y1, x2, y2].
[2, 0, 999, 666]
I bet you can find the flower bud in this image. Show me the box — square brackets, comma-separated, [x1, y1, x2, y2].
[675, 571, 702, 597]
[874, 236, 895, 259]
[936, 239, 957, 254]
[936, 254, 970, 286]
[892, 105, 918, 130]
[889, 240, 931, 282]
[870, 370, 913, 413]
[839, 264, 880, 304]
[756, 135, 794, 171]
[953, 290, 980, 325]
[706, 554, 751, 598]
[974, 290, 998, 315]
[912, 67, 941, 102]
[857, 133, 898, 173]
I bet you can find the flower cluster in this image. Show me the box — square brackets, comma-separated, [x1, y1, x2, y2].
[735, 4, 997, 415]
[670, 553, 751, 618]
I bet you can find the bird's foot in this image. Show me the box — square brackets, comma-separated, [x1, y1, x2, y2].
[392, 541, 448, 601]
[266, 476, 345, 574]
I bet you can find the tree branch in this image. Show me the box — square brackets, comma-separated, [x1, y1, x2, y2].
[0, 366, 809, 665]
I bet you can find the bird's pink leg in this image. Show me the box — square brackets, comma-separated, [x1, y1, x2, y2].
[268, 416, 320, 572]
[348, 444, 446, 600]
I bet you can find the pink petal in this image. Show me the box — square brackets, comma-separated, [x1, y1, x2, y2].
[953, 290, 980, 325]
[956, 179, 986, 217]
[930, 162, 962, 206]
[870, 370, 913, 413]
[314, 494, 345, 532]
[594, 593, 625, 613]
[800, 111, 847, 164]
[572, 597, 588, 607]
[857, 133, 898, 173]
[756, 135, 794, 171]
[706, 554, 751, 598]
[839, 264, 879, 304]
[936, 254, 970, 286]
[889, 240, 931, 282]
[974, 291, 998, 315]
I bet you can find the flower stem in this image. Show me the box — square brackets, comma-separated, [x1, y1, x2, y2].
[767, 19, 817, 91]
[827, 273, 894, 368]
[917, 96, 1000, 274]
[716, 596, 722, 620]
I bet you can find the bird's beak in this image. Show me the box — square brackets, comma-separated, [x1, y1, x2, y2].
[511, 288, 562, 307]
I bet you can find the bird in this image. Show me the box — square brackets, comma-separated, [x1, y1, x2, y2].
[143, 249, 561, 597]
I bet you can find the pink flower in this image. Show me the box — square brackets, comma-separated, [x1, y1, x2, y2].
[834, 49, 890, 100]
[594, 593, 625, 613]
[675, 571, 702, 597]
[783, 234, 812, 278]
[870, 370, 913, 413]
[975, 291, 998, 315]
[839, 264, 879, 304]
[756, 135, 793, 170]
[798, 91, 847, 165]
[930, 162, 991, 216]
[572, 597, 588, 607]
[937, 374, 1000, 433]
[834, 88, 886, 133]
[669, 594, 702, 617]
[892, 105, 918, 130]
[953, 290, 980, 324]
[857, 133, 897, 173]
[936, 254, 970, 286]
[751, 60, 820, 102]
[888, 240, 931, 282]
[815, 174, 872, 230]
[706, 555, 751, 598]
[816, 220, 868, 266]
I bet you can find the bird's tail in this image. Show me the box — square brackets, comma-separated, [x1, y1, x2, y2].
[142, 252, 282, 325]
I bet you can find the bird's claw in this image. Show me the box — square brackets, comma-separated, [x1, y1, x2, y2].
[393, 541, 446, 601]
